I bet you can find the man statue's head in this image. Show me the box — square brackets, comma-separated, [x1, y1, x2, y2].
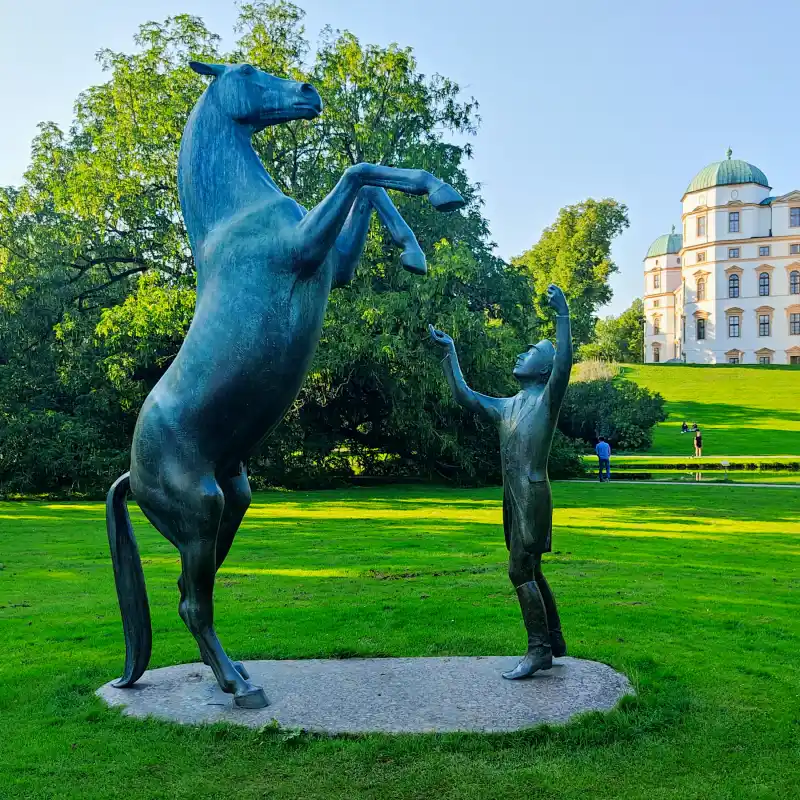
[512, 340, 555, 385]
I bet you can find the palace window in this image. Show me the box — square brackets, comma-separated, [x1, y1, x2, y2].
[791, 270, 800, 294]
[759, 355, 771, 365]
[697, 251, 707, 262]
[791, 313, 800, 335]
[759, 245, 770, 257]
[697, 318, 706, 340]
[728, 247, 739, 258]
[728, 211, 740, 233]
[759, 272, 770, 296]
[653, 299, 660, 307]
[697, 278, 706, 300]
[759, 314, 771, 336]
[728, 356, 740, 364]
[728, 274, 740, 298]
[653, 273, 660, 289]
[728, 315, 740, 338]
[697, 216, 706, 236]
[652, 345, 660, 363]
[791, 207, 800, 227]
[792, 355, 800, 365]
[677, 257, 681, 265]
[791, 244, 800, 255]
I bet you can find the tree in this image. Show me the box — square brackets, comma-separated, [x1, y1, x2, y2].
[1, 2, 562, 493]
[579, 298, 644, 363]
[560, 378, 666, 451]
[512, 199, 630, 347]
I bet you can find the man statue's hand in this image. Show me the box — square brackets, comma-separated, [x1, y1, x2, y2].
[546, 284, 569, 316]
[428, 324, 454, 350]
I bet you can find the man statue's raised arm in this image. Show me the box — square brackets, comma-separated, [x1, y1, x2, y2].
[428, 324, 502, 422]
[544, 284, 573, 408]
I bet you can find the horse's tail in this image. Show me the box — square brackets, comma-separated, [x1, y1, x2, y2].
[106, 471, 152, 688]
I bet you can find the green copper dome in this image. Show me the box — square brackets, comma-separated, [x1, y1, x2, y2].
[685, 151, 769, 195]
[646, 232, 682, 259]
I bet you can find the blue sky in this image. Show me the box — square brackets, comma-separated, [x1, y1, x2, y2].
[3, 0, 800, 313]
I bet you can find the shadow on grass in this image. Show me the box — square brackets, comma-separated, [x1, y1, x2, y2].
[653, 399, 800, 428]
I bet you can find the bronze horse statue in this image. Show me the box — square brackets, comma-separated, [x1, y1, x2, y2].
[106, 61, 465, 708]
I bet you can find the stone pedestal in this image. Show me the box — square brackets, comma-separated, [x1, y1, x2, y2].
[98, 656, 632, 734]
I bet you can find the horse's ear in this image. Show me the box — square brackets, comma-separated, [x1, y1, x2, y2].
[189, 61, 226, 78]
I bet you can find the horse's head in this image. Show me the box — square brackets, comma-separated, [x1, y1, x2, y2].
[189, 61, 322, 130]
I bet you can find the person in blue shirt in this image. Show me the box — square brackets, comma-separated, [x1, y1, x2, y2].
[595, 437, 611, 482]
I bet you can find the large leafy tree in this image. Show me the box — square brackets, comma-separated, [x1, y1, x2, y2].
[512, 199, 630, 347]
[0, 2, 544, 492]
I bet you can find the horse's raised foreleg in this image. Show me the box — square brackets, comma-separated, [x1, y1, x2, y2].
[330, 187, 426, 287]
[293, 164, 464, 269]
[369, 188, 427, 276]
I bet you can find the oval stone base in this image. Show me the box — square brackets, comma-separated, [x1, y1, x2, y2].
[97, 656, 632, 734]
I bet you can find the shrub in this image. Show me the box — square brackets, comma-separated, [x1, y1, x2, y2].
[559, 377, 666, 451]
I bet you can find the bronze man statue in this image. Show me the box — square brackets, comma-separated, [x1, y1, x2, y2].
[429, 284, 572, 679]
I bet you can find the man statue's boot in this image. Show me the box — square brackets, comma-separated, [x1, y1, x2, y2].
[502, 581, 553, 680]
[537, 572, 567, 657]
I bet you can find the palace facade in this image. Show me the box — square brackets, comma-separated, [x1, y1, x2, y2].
[644, 152, 800, 365]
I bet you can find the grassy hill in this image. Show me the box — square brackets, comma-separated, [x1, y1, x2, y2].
[623, 364, 800, 456]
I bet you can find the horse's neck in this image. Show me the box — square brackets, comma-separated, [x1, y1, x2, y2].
[178, 93, 281, 250]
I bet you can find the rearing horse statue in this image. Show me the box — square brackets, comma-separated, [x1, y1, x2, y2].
[105, 61, 465, 708]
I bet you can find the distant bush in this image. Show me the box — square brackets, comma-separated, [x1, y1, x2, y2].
[559, 377, 666, 451]
[572, 359, 620, 382]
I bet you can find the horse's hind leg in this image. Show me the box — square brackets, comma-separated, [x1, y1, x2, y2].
[189, 465, 253, 680]
[215, 464, 252, 571]
[172, 474, 267, 708]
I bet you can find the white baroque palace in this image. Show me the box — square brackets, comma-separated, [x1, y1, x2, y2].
[644, 151, 800, 365]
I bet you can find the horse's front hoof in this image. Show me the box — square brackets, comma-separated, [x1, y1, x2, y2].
[429, 183, 466, 212]
[234, 684, 269, 709]
[401, 248, 427, 275]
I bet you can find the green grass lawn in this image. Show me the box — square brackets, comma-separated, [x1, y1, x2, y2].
[623, 363, 800, 457]
[2, 484, 799, 799]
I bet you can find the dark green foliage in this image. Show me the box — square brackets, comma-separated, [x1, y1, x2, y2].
[579, 298, 645, 363]
[0, 2, 632, 494]
[512, 199, 630, 348]
[560, 378, 667, 451]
